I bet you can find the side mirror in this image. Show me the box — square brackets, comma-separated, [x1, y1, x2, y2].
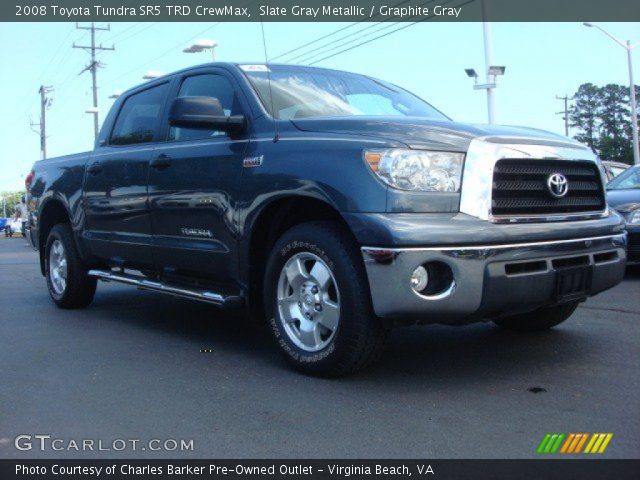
[168, 96, 245, 133]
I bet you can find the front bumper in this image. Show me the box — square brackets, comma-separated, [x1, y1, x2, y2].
[362, 233, 627, 324]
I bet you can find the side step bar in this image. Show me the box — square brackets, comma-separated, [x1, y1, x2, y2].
[88, 270, 243, 309]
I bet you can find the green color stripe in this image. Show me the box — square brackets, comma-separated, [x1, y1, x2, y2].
[550, 434, 566, 453]
[537, 434, 552, 454]
[544, 434, 559, 453]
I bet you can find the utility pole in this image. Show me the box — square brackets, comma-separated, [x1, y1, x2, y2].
[555, 94, 573, 137]
[30, 85, 53, 160]
[73, 23, 114, 142]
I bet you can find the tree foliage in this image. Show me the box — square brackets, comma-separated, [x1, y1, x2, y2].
[1, 191, 24, 218]
[569, 83, 639, 164]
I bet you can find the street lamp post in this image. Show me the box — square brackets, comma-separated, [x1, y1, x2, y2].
[584, 22, 640, 165]
[142, 71, 164, 80]
[183, 39, 218, 61]
[465, 66, 505, 124]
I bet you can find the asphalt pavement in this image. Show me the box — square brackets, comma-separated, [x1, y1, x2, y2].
[1, 236, 638, 459]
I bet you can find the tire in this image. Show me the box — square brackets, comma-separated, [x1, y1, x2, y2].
[263, 221, 389, 377]
[45, 223, 97, 309]
[492, 301, 580, 332]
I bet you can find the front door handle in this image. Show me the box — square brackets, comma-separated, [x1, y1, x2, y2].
[87, 162, 103, 175]
[150, 154, 171, 170]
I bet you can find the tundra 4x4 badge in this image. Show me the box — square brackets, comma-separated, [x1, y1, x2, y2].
[180, 228, 213, 238]
[243, 155, 263, 168]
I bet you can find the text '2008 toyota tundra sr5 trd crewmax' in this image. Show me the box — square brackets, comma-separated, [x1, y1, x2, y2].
[26, 63, 627, 376]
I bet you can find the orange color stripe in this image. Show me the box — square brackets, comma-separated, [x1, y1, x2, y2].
[560, 434, 576, 453]
[574, 433, 589, 453]
[567, 434, 582, 453]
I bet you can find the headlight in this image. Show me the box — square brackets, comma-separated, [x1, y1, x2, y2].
[364, 149, 463, 192]
[628, 210, 640, 225]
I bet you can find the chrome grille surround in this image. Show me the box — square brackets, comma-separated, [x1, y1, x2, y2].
[460, 136, 608, 223]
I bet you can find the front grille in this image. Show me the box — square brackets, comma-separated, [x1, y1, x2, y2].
[491, 159, 605, 217]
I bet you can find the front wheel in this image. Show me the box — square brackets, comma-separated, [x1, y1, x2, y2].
[263, 221, 389, 376]
[492, 301, 580, 332]
[45, 223, 97, 309]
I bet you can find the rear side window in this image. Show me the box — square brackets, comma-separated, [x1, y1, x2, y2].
[110, 83, 169, 145]
[169, 74, 241, 142]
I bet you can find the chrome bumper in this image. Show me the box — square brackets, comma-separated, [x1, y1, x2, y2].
[362, 234, 627, 324]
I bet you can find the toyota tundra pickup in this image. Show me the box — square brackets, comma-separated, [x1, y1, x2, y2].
[26, 63, 627, 376]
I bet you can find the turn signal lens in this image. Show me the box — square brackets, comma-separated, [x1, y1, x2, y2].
[364, 152, 382, 172]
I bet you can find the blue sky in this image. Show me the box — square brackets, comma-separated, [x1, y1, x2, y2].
[0, 21, 639, 191]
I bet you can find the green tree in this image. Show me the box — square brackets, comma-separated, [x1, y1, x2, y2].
[1, 191, 24, 218]
[569, 83, 601, 152]
[598, 84, 631, 161]
[569, 83, 639, 164]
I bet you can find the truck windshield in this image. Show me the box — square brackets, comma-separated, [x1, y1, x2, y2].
[243, 65, 449, 121]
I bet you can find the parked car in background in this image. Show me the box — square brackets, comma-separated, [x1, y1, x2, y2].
[1, 218, 23, 237]
[602, 160, 631, 181]
[607, 165, 640, 264]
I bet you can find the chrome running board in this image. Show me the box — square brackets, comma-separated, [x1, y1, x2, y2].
[88, 270, 243, 308]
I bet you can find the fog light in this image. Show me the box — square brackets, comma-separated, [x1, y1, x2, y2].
[411, 265, 429, 292]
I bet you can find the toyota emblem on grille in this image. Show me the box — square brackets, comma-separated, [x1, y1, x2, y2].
[547, 173, 569, 198]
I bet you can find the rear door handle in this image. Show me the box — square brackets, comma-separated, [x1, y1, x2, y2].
[150, 154, 171, 170]
[87, 162, 103, 175]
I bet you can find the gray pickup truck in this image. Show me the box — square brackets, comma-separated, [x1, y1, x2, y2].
[26, 63, 627, 376]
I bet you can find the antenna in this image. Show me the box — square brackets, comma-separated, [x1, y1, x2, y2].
[260, 21, 279, 142]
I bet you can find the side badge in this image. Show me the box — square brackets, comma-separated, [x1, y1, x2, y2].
[243, 155, 264, 168]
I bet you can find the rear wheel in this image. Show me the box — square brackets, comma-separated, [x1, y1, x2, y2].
[45, 223, 97, 309]
[492, 301, 580, 332]
[263, 221, 389, 376]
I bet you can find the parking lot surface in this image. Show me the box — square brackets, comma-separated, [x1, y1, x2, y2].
[1, 236, 638, 459]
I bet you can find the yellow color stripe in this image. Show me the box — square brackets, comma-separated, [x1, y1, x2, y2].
[584, 433, 599, 453]
[597, 434, 613, 453]
[560, 434, 576, 453]
[574, 433, 589, 453]
[590, 434, 606, 454]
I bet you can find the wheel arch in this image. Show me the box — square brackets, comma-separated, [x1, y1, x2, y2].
[37, 197, 73, 275]
[244, 195, 360, 314]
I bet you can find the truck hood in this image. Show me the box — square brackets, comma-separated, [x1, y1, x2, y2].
[291, 116, 581, 152]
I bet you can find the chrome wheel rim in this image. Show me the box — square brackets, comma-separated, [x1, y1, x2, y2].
[49, 240, 68, 295]
[276, 252, 341, 352]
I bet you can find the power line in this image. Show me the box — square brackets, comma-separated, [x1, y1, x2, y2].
[101, 0, 257, 90]
[38, 27, 75, 83]
[100, 22, 221, 89]
[295, 0, 451, 65]
[271, 0, 414, 62]
[294, 21, 409, 64]
[308, 0, 475, 66]
[103, 22, 158, 48]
